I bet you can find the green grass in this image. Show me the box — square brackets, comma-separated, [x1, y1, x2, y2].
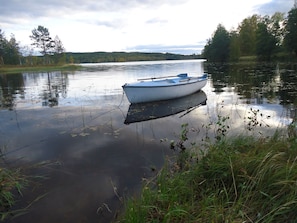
[0, 167, 28, 221]
[0, 64, 81, 74]
[119, 134, 297, 223]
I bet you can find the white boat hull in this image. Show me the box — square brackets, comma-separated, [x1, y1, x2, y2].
[122, 74, 207, 103]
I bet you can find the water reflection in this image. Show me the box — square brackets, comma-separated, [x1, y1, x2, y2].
[124, 90, 207, 124]
[0, 71, 71, 109]
[205, 62, 297, 106]
[204, 62, 297, 134]
[40, 72, 68, 107]
[0, 73, 24, 109]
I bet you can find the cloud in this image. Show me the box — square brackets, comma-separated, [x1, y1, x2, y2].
[0, 0, 188, 19]
[0, 0, 187, 31]
[1, 0, 291, 55]
[256, 0, 294, 15]
[146, 18, 168, 25]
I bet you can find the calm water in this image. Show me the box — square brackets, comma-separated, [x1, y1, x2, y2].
[0, 60, 296, 222]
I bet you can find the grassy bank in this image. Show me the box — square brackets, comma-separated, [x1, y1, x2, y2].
[0, 64, 81, 74]
[119, 133, 297, 223]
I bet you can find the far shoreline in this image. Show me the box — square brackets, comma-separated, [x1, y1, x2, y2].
[0, 64, 81, 74]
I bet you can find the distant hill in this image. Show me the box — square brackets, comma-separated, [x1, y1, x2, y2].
[65, 51, 201, 63]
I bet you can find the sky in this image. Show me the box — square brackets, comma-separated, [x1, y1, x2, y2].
[0, 0, 294, 55]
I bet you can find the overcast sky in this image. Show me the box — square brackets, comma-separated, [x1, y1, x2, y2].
[0, 0, 294, 55]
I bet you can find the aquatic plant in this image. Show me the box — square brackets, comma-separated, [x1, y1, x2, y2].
[245, 107, 271, 132]
[215, 114, 230, 141]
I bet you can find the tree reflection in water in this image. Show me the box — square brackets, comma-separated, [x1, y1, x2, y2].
[41, 72, 68, 107]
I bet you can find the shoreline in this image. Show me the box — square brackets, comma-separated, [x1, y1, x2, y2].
[0, 64, 81, 74]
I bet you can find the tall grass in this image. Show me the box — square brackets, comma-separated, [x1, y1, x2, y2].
[0, 166, 28, 221]
[119, 133, 297, 223]
[0, 146, 50, 221]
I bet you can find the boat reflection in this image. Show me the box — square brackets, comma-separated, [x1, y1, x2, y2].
[124, 90, 207, 124]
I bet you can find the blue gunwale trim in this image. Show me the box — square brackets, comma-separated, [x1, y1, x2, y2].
[122, 79, 206, 89]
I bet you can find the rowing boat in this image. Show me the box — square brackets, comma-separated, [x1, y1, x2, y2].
[122, 73, 207, 104]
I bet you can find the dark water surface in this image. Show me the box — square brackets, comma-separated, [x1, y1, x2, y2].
[1, 60, 296, 222]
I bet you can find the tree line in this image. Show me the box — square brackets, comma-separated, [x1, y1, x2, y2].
[0, 24, 200, 66]
[0, 25, 65, 66]
[202, 6, 297, 62]
[65, 52, 200, 63]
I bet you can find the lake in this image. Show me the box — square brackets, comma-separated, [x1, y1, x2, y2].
[0, 60, 296, 222]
